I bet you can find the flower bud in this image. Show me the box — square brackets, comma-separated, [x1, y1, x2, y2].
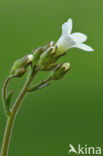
[50, 63, 70, 80]
[39, 47, 56, 70]
[32, 42, 55, 66]
[27, 54, 33, 63]
[10, 54, 33, 77]
[32, 47, 43, 65]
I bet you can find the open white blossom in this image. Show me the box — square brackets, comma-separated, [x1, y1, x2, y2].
[56, 18, 94, 54]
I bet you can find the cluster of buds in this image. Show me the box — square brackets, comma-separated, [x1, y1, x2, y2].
[10, 42, 70, 81]
[10, 18, 94, 81]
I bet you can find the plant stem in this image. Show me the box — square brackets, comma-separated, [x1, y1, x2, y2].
[28, 77, 51, 92]
[0, 68, 38, 156]
[2, 76, 11, 103]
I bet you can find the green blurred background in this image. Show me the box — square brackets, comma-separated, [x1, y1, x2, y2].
[0, 0, 103, 155]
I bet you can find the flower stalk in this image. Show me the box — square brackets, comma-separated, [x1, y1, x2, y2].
[2, 76, 11, 103]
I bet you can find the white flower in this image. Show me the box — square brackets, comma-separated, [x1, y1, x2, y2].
[56, 18, 94, 54]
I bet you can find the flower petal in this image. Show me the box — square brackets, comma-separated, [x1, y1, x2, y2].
[56, 34, 76, 54]
[67, 18, 73, 34]
[71, 33, 87, 43]
[76, 43, 94, 52]
[62, 18, 72, 35]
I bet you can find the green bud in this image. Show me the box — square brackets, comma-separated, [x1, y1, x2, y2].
[39, 47, 57, 70]
[50, 63, 70, 80]
[32, 47, 43, 65]
[10, 54, 33, 77]
[32, 42, 55, 66]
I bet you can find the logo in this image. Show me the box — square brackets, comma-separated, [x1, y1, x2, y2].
[68, 144, 102, 155]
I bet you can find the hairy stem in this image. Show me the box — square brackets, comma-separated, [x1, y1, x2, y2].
[0, 68, 38, 156]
